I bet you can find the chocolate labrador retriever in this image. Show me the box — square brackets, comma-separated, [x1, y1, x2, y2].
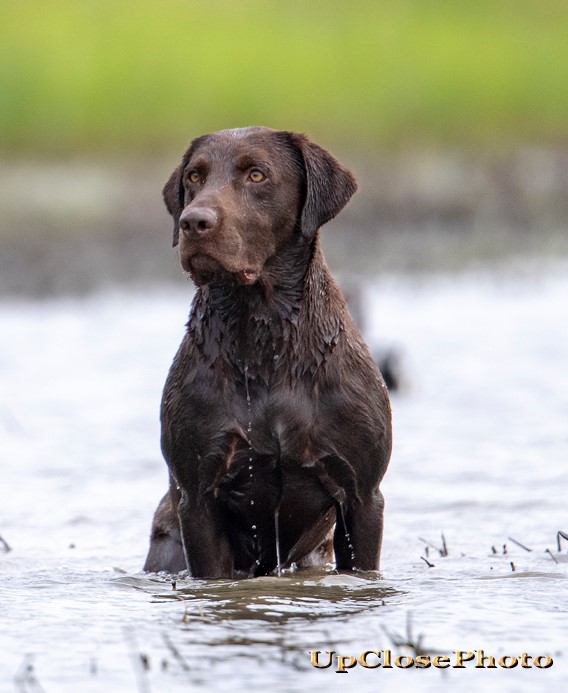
[143, 127, 392, 578]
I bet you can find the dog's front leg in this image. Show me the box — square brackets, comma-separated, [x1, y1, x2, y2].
[333, 487, 385, 572]
[169, 429, 245, 578]
[177, 488, 234, 578]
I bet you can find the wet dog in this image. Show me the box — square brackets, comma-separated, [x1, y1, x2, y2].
[143, 127, 392, 578]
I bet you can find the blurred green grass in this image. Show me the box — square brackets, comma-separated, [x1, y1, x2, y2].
[1, 0, 568, 157]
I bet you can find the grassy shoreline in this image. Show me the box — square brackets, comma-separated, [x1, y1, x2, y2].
[2, 1, 568, 157]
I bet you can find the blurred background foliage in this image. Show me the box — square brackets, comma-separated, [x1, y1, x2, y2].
[2, 0, 568, 157]
[1, 0, 567, 294]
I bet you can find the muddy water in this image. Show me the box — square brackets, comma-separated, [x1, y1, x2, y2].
[1, 263, 567, 692]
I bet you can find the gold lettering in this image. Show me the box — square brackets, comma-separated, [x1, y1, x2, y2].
[336, 655, 357, 673]
[358, 651, 381, 669]
[533, 656, 553, 669]
[309, 651, 334, 669]
[498, 655, 518, 669]
[383, 649, 393, 668]
[415, 654, 432, 668]
[454, 651, 475, 668]
[432, 655, 450, 669]
[520, 653, 532, 668]
[395, 655, 414, 668]
[475, 650, 496, 668]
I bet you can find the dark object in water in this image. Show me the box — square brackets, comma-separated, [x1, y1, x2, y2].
[375, 349, 402, 391]
[341, 282, 403, 392]
[143, 127, 392, 578]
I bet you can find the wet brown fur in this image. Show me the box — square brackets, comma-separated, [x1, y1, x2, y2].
[143, 127, 392, 578]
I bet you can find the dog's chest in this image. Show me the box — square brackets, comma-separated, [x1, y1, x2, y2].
[194, 370, 324, 461]
[213, 379, 340, 524]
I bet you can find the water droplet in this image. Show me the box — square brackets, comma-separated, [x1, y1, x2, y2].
[244, 363, 251, 405]
[248, 465, 253, 470]
[274, 507, 282, 577]
[250, 500, 255, 506]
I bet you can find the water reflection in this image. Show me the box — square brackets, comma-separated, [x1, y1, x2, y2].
[116, 570, 398, 623]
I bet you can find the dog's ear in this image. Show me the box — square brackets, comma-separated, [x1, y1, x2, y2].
[289, 133, 358, 240]
[162, 163, 185, 247]
[163, 137, 208, 247]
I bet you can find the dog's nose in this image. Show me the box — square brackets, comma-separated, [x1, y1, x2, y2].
[179, 207, 218, 238]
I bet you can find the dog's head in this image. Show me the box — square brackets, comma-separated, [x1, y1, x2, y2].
[163, 127, 357, 286]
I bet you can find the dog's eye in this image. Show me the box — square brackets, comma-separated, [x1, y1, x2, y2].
[188, 171, 201, 184]
[248, 169, 266, 183]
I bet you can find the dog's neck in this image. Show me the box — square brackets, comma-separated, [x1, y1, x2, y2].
[188, 233, 345, 383]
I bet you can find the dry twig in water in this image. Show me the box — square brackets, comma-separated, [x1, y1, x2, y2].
[123, 628, 151, 693]
[382, 613, 428, 657]
[162, 632, 191, 672]
[508, 536, 532, 552]
[545, 548, 559, 564]
[418, 534, 448, 557]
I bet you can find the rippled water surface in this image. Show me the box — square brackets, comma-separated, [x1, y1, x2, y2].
[1, 263, 567, 692]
